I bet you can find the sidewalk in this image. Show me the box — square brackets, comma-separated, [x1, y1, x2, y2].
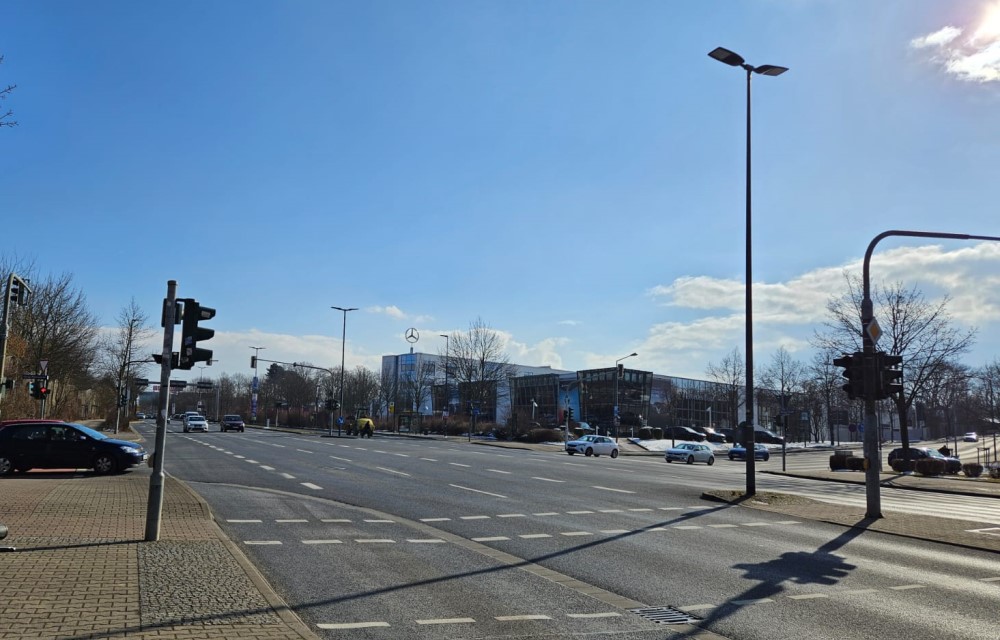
[0, 470, 318, 640]
[2, 432, 999, 640]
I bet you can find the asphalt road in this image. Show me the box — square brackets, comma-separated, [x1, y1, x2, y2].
[137, 422, 1000, 640]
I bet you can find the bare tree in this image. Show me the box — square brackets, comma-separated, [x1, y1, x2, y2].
[759, 347, 806, 441]
[449, 317, 515, 422]
[815, 274, 976, 452]
[12, 272, 99, 418]
[98, 298, 154, 431]
[0, 55, 15, 128]
[346, 365, 380, 418]
[377, 364, 397, 420]
[705, 348, 745, 430]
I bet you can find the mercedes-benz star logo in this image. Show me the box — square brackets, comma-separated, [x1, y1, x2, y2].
[405, 328, 419, 343]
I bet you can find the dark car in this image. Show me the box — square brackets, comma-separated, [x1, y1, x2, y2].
[220, 414, 245, 432]
[0, 421, 148, 475]
[700, 428, 728, 444]
[729, 443, 770, 461]
[887, 447, 961, 474]
[664, 426, 706, 442]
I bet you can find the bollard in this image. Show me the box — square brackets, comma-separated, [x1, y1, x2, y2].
[0, 523, 15, 552]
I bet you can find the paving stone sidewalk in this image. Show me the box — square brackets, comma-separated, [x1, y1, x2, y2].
[0, 471, 318, 640]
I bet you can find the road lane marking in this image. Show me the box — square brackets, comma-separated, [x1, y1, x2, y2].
[321, 518, 351, 523]
[364, 519, 394, 523]
[488, 469, 511, 474]
[280, 473, 295, 479]
[567, 510, 594, 514]
[980, 577, 1000, 582]
[300, 483, 323, 490]
[416, 618, 476, 625]
[593, 486, 634, 494]
[496, 615, 551, 621]
[460, 515, 490, 520]
[303, 540, 343, 544]
[600, 529, 629, 534]
[519, 533, 552, 539]
[295, 449, 313, 454]
[329, 456, 352, 462]
[627, 508, 652, 512]
[561, 531, 591, 537]
[408, 539, 446, 543]
[472, 536, 510, 542]
[708, 524, 738, 529]
[534, 512, 558, 516]
[787, 594, 828, 600]
[420, 457, 437, 461]
[318, 622, 390, 629]
[599, 509, 623, 513]
[227, 519, 262, 523]
[532, 477, 564, 483]
[421, 518, 451, 522]
[839, 589, 879, 595]
[276, 519, 308, 523]
[889, 584, 926, 591]
[450, 462, 471, 467]
[244, 541, 282, 545]
[376, 467, 411, 477]
[659, 507, 683, 511]
[394, 453, 409, 457]
[355, 539, 396, 543]
[567, 613, 621, 619]
[742, 522, 773, 527]
[731, 598, 773, 605]
[260, 465, 275, 471]
[449, 484, 507, 498]
[234, 455, 246, 459]
[497, 513, 526, 518]
[673, 526, 702, 530]
[245, 459, 259, 464]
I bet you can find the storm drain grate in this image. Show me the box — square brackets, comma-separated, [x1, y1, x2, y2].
[629, 606, 702, 625]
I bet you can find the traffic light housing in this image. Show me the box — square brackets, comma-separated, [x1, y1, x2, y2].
[833, 352, 864, 400]
[28, 381, 40, 398]
[250, 355, 257, 369]
[567, 407, 574, 422]
[617, 363, 624, 378]
[877, 352, 903, 399]
[40, 384, 50, 398]
[177, 298, 215, 370]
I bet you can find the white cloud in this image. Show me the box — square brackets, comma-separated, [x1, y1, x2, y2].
[911, 7, 1000, 82]
[910, 26, 963, 49]
[558, 319, 582, 326]
[366, 305, 406, 319]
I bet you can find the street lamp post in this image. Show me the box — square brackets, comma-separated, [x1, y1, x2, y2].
[614, 352, 638, 443]
[332, 306, 358, 437]
[440, 334, 449, 438]
[709, 46, 788, 497]
[249, 346, 265, 424]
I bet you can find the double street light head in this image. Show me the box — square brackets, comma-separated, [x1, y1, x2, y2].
[708, 46, 788, 77]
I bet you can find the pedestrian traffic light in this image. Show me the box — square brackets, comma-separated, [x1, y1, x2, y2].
[177, 298, 215, 370]
[39, 384, 50, 399]
[567, 407, 574, 421]
[833, 352, 864, 400]
[877, 352, 903, 399]
[152, 352, 180, 368]
[28, 381, 39, 398]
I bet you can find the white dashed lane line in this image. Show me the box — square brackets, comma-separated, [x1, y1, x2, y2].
[376, 466, 411, 477]
[532, 477, 565, 483]
[318, 622, 390, 630]
[300, 482, 323, 490]
[592, 486, 634, 494]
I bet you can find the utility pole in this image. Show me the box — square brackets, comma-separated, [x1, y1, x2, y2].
[146, 280, 177, 541]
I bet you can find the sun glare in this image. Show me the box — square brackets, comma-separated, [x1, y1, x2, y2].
[974, 1, 1000, 41]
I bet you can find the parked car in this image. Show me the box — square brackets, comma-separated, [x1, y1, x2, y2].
[887, 447, 961, 474]
[728, 443, 770, 461]
[700, 428, 728, 444]
[135, 412, 146, 420]
[220, 415, 245, 432]
[182, 414, 208, 433]
[714, 428, 735, 443]
[663, 426, 706, 442]
[964, 432, 979, 442]
[752, 428, 785, 445]
[0, 420, 148, 475]
[664, 442, 716, 465]
[565, 434, 619, 458]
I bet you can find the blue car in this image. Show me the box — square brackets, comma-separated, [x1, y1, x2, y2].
[728, 443, 770, 461]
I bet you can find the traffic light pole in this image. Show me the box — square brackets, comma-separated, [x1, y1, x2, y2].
[146, 280, 177, 542]
[860, 229, 1000, 519]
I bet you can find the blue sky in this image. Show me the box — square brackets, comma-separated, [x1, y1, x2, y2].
[4, 1, 1000, 382]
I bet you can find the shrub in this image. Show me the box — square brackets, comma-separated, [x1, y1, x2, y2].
[914, 458, 946, 476]
[651, 428, 663, 440]
[638, 427, 653, 440]
[845, 456, 865, 471]
[962, 463, 984, 478]
[987, 462, 1000, 480]
[524, 428, 564, 444]
[829, 454, 848, 471]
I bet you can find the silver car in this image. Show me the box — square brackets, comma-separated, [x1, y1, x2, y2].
[182, 414, 208, 433]
[565, 434, 619, 458]
[665, 442, 716, 465]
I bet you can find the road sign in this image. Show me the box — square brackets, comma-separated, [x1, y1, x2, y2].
[134, 378, 150, 387]
[168, 380, 187, 389]
[196, 382, 214, 390]
[21, 373, 48, 380]
[865, 318, 882, 345]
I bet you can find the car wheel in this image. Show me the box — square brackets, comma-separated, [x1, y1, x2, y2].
[610, 449, 619, 459]
[686, 455, 694, 465]
[762, 454, 769, 461]
[93, 454, 118, 475]
[729, 455, 735, 460]
[0, 455, 13, 476]
[585, 447, 594, 457]
[707, 456, 715, 466]
[665, 458, 672, 463]
[567, 451, 575, 455]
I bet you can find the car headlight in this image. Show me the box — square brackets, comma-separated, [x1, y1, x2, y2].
[119, 445, 140, 454]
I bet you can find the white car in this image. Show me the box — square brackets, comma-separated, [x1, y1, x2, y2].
[183, 414, 208, 433]
[665, 442, 716, 465]
[565, 434, 619, 458]
[964, 432, 978, 442]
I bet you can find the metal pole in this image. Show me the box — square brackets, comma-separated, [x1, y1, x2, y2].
[332, 307, 357, 436]
[250, 346, 265, 424]
[440, 334, 449, 438]
[744, 66, 757, 496]
[146, 280, 177, 541]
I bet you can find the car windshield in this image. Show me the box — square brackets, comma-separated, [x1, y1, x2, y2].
[68, 423, 108, 441]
